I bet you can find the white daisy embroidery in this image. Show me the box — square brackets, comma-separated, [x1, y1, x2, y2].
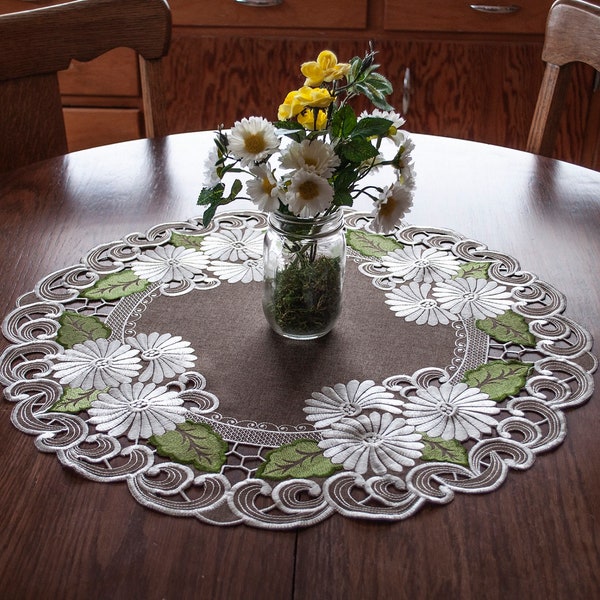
[131, 244, 209, 284]
[206, 259, 263, 283]
[201, 228, 263, 261]
[319, 412, 423, 475]
[403, 381, 500, 441]
[304, 380, 404, 429]
[88, 382, 187, 441]
[381, 246, 461, 283]
[432, 277, 513, 320]
[385, 282, 456, 326]
[51, 338, 142, 390]
[125, 332, 197, 384]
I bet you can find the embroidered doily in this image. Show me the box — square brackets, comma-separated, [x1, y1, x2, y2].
[1, 210, 596, 529]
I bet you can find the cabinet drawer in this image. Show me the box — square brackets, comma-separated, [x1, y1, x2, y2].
[63, 108, 143, 152]
[170, 0, 367, 29]
[384, 0, 552, 34]
[58, 48, 140, 97]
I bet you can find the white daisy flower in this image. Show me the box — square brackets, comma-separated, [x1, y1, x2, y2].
[201, 227, 263, 261]
[403, 381, 500, 441]
[52, 338, 142, 390]
[206, 259, 263, 283]
[371, 182, 413, 234]
[125, 332, 197, 384]
[88, 382, 187, 441]
[285, 169, 334, 218]
[131, 245, 209, 284]
[393, 134, 416, 187]
[385, 282, 456, 325]
[245, 165, 284, 212]
[432, 277, 513, 320]
[304, 380, 404, 429]
[319, 412, 424, 475]
[228, 116, 280, 166]
[381, 246, 461, 283]
[279, 139, 340, 179]
[203, 146, 221, 187]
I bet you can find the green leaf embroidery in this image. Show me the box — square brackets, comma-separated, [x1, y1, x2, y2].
[80, 269, 149, 301]
[455, 261, 490, 279]
[148, 421, 228, 473]
[50, 386, 105, 413]
[420, 434, 469, 466]
[170, 232, 205, 252]
[256, 439, 342, 481]
[56, 311, 111, 349]
[476, 310, 536, 347]
[463, 360, 533, 402]
[346, 229, 403, 257]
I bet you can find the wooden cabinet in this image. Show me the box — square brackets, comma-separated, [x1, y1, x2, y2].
[3, 0, 597, 168]
[158, 0, 598, 170]
[59, 48, 143, 152]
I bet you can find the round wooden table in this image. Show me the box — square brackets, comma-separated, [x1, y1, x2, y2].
[0, 132, 599, 599]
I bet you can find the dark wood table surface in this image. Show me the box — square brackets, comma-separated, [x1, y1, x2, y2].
[1, 132, 598, 599]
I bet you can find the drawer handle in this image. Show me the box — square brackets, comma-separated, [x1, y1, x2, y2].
[402, 67, 411, 115]
[469, 4, 521, 13]
[235, 0, 283, 6]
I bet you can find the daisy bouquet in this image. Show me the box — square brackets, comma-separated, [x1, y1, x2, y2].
[198, 45, 416, 233]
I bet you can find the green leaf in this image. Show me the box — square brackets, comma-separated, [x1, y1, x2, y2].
[420, 434, 470, 466]
[148, 421, 228, 473]
[352, 117, 393, 139]
[50, 386, 105, 413]
[56, 311, 111, 349]
[170, 232, 205, 251]
[365, 71, 394, 95]
[256, 439, 342, 481]
[455, 261, 490, 279]
[355, 82, 393, 111]
[463, 360, 533, 401]
[333, 190, 353, 207]
[80, 269, 149, 301]
[197, 183, 225, 207]
[476, 310, 536, 347]
[273, 120, 307, 143]
[331, 105, 357, 139]
[338, 137, 379, 163]
[346, 229, 403, 257]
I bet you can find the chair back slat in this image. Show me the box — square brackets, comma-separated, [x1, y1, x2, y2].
[527, 0, 600, 158]
[0, 0, 171, 173]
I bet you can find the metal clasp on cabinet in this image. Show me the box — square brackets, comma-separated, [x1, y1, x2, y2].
[402, 67, 411, 115]
[469, 4, 521, 13]
[235, 0, 283, 6]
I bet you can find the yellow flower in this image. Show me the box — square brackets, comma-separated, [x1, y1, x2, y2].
[297, 109, 328, 131]
[277, 86, 333, 121]
[301, 50, 351, 87]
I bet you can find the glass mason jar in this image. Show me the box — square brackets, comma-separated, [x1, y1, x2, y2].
[262, 209, 346, 340]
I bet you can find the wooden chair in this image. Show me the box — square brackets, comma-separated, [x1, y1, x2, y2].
[526, 0, 600, 159]
[0, 0, 172, 173]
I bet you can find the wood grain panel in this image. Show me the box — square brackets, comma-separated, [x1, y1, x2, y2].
[162, 34, 545, 151]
